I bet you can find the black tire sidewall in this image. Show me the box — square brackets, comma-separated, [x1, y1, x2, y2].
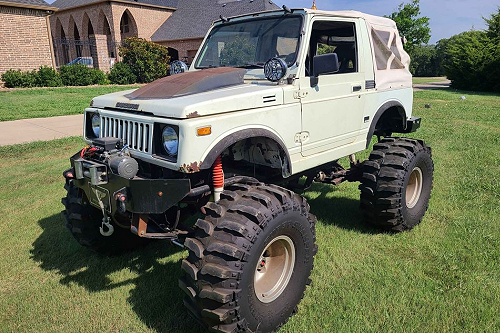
[238, 210, 314, 332]
[401, 149, 433, 227]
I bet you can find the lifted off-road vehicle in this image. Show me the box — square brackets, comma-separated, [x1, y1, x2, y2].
[62, 7, 433, 333]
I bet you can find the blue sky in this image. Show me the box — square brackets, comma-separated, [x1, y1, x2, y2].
[44, 0, 499, 43]
[280, 0, 499, 43]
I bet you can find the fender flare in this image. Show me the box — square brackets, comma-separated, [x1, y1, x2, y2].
[365, 101, 407, 149]
[199, 128, 292, 174]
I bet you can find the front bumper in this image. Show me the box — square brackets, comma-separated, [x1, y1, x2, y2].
[67, 154, 191, 215]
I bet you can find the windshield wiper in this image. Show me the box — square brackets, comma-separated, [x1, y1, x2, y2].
[236, 62, 265, 69]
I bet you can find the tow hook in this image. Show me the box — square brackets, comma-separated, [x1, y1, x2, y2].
[100, 216, 114, 237]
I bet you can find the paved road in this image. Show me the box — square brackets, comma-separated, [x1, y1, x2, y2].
[0, 114, 83, 146]
[413, 80, 451, 91]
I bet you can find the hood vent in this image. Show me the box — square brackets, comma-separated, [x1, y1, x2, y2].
[263, 95, 277, 103]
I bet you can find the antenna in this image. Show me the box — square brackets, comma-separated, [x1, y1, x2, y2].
[311, 0, 317, 10]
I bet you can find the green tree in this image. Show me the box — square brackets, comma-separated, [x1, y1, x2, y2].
[387, 0, 431, 55]
[119, 37, 170, 83]
[219, 36, 256, 67]
[410, 44, 443, 76]
[484, 7, 500, 39]
[442, 30, 497, 91]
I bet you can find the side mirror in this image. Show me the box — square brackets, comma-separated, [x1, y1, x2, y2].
[313, 53, 340, 77]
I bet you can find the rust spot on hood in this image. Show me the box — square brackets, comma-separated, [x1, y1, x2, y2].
[126, 67, 246, 100]
[179, 161, 202, 173]
[187, 111, 200, 118]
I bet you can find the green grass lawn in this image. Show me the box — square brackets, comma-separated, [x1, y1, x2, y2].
[0, 86, 139, 122]
[412, 76, 448, 85]
[1, 89, 499, 333]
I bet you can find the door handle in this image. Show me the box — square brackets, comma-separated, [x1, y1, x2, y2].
[353, 85, 362, 92]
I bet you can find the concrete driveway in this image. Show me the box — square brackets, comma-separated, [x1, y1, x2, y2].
[0, 114, 83, 146]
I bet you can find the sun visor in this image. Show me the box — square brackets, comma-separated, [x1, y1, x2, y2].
[126, 67, 246, 100]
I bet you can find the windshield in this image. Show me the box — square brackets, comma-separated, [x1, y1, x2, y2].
[195, 15, 302, 69]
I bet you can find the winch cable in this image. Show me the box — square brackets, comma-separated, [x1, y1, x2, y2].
[92, 187, 114, 237]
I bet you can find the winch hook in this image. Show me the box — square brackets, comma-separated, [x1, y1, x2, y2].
[100, 216, 114, 237]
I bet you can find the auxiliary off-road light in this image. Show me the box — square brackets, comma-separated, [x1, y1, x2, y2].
[162, 126, 179, 156]
[91, 114, 100, 137]
[264, 57, 288, 82]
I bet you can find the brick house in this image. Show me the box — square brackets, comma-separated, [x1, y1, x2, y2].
[152, 0, 279, 64]
[0, 0, 58, 78]
[49, 0, 279, 70]
[0, 0, 279, 82]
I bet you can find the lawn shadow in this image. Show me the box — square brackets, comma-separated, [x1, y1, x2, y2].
[31, 213, 205, 333]
[304, 182, 380, 234]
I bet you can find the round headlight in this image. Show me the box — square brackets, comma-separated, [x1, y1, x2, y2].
[91, 114, 100, 137]
[162, 126, 179, 156]
[170, 60, 188, 75]
[264, 57, 288, 82]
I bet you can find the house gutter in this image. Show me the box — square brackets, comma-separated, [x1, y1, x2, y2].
[53, 0, 176, 13]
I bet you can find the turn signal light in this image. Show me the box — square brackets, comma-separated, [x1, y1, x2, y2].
[197, 126, 212, 136]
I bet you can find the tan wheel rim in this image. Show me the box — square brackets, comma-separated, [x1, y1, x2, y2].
[254, 235, 295, 303]
[406, 167, 423, 209]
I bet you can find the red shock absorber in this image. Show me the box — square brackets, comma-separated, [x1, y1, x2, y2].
[212, 155, 224, 201]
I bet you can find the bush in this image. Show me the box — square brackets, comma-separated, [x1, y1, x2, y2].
[108, 62, 137, 84]
[442, 30, 497, 91]
[36, 66, 62, 87]
[59, 64, 107, 86]
[410, 44, 445, 77]
[1, 69, 38, 88]
[119, 37, 170, 83]
[441, 8, 500, 92]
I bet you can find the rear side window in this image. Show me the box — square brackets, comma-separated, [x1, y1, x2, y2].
[371, 29, 405, 70]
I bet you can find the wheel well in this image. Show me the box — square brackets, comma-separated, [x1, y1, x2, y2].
[200, 129, 291, 179]
[366, 101, 407, 148]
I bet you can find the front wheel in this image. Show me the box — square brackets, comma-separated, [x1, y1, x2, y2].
[359, 137, 434, 232]
[179, 180, 317, 333]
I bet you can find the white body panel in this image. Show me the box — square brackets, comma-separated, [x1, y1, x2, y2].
[84, 9, 414, 176]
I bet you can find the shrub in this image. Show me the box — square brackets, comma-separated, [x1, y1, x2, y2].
[441, 8, 500, 92]
[59, 64, 107, 86]
[442, 30, 497, 91]
[119, 37, 170, 83]
[36, 66, 62, 87]
[1, 69, 38, 88]
[108, 62, 137, 84]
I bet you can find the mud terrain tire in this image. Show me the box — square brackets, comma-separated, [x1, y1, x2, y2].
[180, 180, 317, 333]
[62, 179, 148, 255]
[359, 137, 434, 232]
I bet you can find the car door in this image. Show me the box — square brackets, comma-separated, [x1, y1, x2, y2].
[298, 18, 365, 157]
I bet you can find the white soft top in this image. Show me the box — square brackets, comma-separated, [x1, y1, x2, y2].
[304, 9, 412, 90]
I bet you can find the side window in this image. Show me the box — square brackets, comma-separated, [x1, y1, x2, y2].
[307, 21, 358, 76]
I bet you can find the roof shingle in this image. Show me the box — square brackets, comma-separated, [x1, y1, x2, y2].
[2, 0, 54, 8]
[151, 0, 280, 41]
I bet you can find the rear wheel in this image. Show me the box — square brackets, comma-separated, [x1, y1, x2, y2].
[179, 180, 317, 332]
[359, 137, 434, 232]
[62, 179, 149, 255]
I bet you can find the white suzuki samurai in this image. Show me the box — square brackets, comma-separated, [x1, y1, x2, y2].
[62, 7, 433, 333]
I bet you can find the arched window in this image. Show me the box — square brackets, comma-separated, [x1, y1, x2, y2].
[74, 22, 82, 57]
[120, 11, 130, 34]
